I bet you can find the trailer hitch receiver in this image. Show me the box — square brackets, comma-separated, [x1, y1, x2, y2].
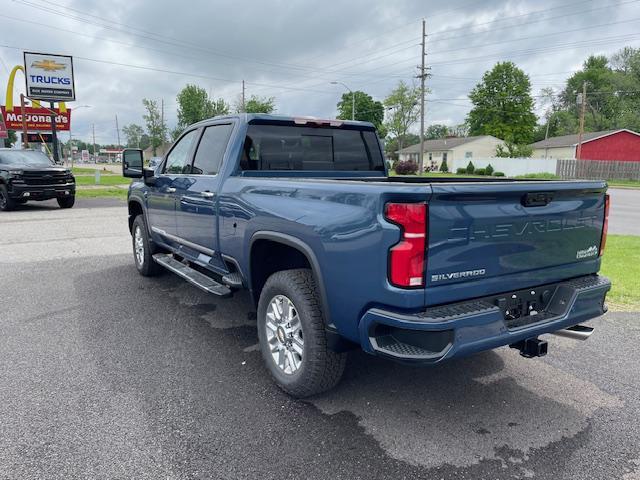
[510, 337, 548, 358]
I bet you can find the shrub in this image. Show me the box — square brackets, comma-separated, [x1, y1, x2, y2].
[395, 159, 419, 175]
[456, 167, 467, 175]
[494, 171, 505, 177]
[515, 173, 559, 180]
[440, 158, 449, 173]
[465, 161, 475, 174]
[485, 163, 494, 176]
[475, 168, 486, 175]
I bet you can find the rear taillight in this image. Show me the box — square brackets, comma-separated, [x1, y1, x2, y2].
[599, 193, 610, 256]
[384, 202, 427, 288]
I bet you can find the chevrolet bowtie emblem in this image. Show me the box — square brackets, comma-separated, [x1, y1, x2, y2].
[31, 60, 66, 72]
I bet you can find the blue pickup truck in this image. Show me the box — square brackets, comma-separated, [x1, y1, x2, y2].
[122, 114, 611, 397]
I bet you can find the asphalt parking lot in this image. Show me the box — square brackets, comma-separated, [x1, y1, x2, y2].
[1, 197, 639, 479]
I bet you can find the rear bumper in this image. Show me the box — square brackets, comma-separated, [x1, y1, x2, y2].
[358, 274, 611, 363]
[8, 182, 75, 200]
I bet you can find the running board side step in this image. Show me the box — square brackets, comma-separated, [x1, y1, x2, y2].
[550, 324, 594, 341]
[153, 253, 232, 297]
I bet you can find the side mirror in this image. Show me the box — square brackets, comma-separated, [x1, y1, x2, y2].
[143, 167, 157, 186]
[122, 148, 144, 178]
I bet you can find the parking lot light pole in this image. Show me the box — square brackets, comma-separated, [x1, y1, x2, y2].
[330, 81, 355, 120]
[68, 105, 91, 168]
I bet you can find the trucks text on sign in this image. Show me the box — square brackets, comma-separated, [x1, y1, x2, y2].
[1, 106, 71, 131]
[23, 52, 75, 102]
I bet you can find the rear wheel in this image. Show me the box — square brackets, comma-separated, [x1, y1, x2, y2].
[0, 185, 17, 211]
[257, 269, 346, 397]
[57, 195, 75, 209]
[132, 215, 163, 276]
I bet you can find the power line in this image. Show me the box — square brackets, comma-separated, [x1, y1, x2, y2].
[427, 16, 640, 57]
[0, 43, 341, 95]
[427, 0, 640, 44]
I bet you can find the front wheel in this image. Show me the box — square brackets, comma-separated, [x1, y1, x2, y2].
[0, 185, 17, 211]
[57, 195, 75, 209]
[257, 269, 346, 398]
[131, 215, 163, 276]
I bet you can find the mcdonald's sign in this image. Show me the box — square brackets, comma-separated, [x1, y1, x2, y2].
[2, 64, 71, 131]
[1, 106, 71, 131]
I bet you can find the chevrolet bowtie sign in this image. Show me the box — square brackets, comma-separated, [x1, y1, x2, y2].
[24, 52, 75, 102]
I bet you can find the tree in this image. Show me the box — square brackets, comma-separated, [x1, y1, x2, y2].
[467, 61, 537, 151]
[237, 95, 275, 114]
[496, 142, 533, 158]
[5, 130, 17, 147]
[383, 133, 419, 162]
[122, 124, 145, 148]
[142, 99, 168, 156]
[383, 81, 420, 152]
[336, 90, 384, 131]
[425, 124, 450, 139]
[139, 133, 151, 151]
[560, 53, 640, 133]
[175, 84, 229, 133]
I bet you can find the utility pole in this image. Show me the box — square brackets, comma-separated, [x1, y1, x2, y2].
[417, 18, 427, 173]
[576, 81, 587, 160]
[241, 80, 246, 113]
[49, 101, 60, 164]
[92, 123, 97, 162]
[115, 114, 121, 149]
[351, 90, 355, 121]
[20, 94, 29, 149]
[160, 98, 165, 155]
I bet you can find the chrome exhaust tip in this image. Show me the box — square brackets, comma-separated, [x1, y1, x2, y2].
[551, 324, 594, 341]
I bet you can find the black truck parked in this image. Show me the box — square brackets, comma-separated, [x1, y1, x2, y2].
[0, 149, 75, 211]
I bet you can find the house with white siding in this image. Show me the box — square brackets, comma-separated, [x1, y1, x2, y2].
[397, 135, 504, 170]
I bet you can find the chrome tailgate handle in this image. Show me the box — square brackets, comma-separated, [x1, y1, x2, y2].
[201, 191, 215, 198]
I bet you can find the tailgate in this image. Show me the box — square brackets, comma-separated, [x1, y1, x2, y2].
[426, 181, 607, 305]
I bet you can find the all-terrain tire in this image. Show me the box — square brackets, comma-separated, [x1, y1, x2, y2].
[57, 195, 75, 209]
[131, 215, 163, 277]
[257, 269, 347, 398]
[0, 184, 17, 211]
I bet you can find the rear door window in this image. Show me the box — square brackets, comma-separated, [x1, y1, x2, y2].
[190, 124, 233, 175]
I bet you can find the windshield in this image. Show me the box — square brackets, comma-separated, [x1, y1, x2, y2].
[0, 150, 54, 166]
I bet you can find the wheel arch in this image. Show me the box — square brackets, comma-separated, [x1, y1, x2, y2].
[127, 197, 145, 233]
[249, 231, 332, 327]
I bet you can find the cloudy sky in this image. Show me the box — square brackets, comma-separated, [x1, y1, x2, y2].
[1, 0, 639, 145]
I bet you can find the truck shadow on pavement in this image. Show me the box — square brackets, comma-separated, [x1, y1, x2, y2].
[74, 262, 624, 479]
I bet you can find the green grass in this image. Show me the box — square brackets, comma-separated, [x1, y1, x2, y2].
[600, 235, 640, 311]
[71, 166, 120, 175]
[389, 170, 484, 178]
[606, 179, 640, 188]
[515, 173, 560, 180]
[75, 187, 128, 199]
[74, 175, 130, 186]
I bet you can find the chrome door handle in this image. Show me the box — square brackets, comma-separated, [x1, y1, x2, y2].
[201, 191, 215, 198]
[166, 187, 176, 193]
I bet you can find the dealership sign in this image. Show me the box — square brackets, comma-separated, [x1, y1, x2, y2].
[24, 52, 75, 101]
[1, 106, 71, 131]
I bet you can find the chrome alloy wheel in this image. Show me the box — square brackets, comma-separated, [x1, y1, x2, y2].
[134, 225, 145, 266]
[265, 295, 304, 375]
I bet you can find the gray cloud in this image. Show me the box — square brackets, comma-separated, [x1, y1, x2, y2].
[1, 0, 639, 144]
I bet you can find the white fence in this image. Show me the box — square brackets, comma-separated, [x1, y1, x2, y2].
[448, 157, 558, 177]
